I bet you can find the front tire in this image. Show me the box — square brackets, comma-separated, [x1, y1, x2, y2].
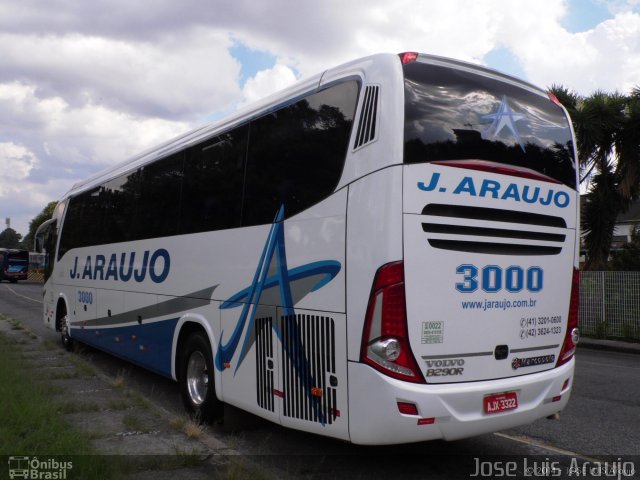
[179, 332, 222, 424]
[59, 314, 74, 352]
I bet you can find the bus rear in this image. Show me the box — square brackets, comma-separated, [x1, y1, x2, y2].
[0, 249, 29, 283]
[350, 54, 579, 444]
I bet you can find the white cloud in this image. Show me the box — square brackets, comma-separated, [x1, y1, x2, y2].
[228, 0, 570, 83]
[0, 141, 40, 234]
[512, 11, 640, 93]
[0, 142, 38, 183]
[599, 0, 640, 15]
[241, 63, 298, 105]
[0, 28, 242, 119]
[0, 80, 191, 166]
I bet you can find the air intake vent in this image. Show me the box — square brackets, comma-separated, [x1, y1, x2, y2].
[255, 317, 275, 412]
[281, 314, 338, 425]
[353, 85, 379, 150]
[421, 204, 567, 256]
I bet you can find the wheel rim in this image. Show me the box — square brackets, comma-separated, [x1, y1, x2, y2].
[61, 315, 70, 343]
[186, 351, 209, 406]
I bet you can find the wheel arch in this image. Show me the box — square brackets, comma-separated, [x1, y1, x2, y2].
[172, 314, 218, 385]
[55, 294, 70, 333]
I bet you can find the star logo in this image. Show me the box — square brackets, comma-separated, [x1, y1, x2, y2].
[481, 95, 527, 151]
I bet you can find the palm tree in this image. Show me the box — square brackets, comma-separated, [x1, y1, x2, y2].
[551, 86, 640, 270]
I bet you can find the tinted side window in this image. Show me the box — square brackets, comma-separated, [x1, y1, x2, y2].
[243, 81, 358, 226]
[403, 62, 577, 189]
[180, 125, 247, 234]
[58, 187, 103, 257]
[136, 153, 183, 239]
[100, 171, 141, 244]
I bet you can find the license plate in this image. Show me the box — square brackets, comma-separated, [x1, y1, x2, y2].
[484, 391, 518, 414]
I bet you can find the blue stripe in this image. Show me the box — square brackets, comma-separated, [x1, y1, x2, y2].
[71, 318, 179, 378]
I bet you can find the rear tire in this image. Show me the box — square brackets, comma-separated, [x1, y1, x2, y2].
[179, 331, 222, 424]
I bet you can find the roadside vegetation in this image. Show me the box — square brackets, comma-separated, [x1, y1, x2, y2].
[0, 329, 121, 479]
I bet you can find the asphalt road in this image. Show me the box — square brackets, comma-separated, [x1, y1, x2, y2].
[2, 281, 639, 479]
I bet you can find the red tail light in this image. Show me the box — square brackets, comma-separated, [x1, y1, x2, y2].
[557, 268, 580, 367]
[548, 91, 563, 108]
[360, 261, 425, 383]
[399, 52, 419, 65]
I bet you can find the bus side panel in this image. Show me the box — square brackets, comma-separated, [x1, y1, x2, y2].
[345, 166, 404, 362]
[219, 191, 349, 439]
[96, 289, 124, 327]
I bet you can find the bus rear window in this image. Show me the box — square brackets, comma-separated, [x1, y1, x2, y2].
[403, 61, 577, 190]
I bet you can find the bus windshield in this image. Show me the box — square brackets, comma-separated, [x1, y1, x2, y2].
[6, 255, 28, 273]
[403, 60, 577, 189]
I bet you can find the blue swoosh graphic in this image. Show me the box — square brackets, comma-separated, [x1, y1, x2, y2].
[214, 205, 341, 426]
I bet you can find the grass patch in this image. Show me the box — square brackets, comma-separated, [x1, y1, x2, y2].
[170, 415, 206, 439]
[57, 400, 101, 414]
[68, 355, 97, 377]
[0, 332, 119, 479]
[9, 318, 23, 330]
[49, 369, 81, 380]
[41, 339, 59, 351]
[122, 412, 149, 433]
[124, 389, 152, 409]
[107, 399, 132, 411]
[112, 372, 125, 389]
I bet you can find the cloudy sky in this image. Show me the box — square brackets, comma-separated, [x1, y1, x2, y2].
[1, 0, 639, 238]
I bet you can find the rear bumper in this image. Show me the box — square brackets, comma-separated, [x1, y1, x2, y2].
[347, 359, 574, 445]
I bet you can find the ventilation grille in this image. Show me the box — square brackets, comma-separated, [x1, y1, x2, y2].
[281, 314, 338, 425]
[421, 204, 567, 256]
[255, 316, 274, 412]
[353, 85, 379, 150]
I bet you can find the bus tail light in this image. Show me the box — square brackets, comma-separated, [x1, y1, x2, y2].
[548, 91, 563, 107]
[557, 268, 580, 367]
[361, 261, 425, 383]
[399, 52, 419, 64]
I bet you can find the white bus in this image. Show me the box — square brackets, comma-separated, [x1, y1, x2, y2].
[36, 52, 579, 445]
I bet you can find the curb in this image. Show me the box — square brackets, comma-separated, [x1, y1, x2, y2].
[577, 337, 640, 355]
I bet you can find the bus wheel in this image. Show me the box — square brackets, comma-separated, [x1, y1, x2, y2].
[179, 332, 222, 424]
[60, 314, 74, 352]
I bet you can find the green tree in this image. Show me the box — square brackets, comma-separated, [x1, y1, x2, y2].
[21, 201, 57, 250]
[609, 225, 640, 271]
[551, 86, 640, 270]
[0, 228, 23, 248]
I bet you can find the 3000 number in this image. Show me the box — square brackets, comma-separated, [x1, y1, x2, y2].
[77, 290, 93, 304]
[456, 265, 543, 293]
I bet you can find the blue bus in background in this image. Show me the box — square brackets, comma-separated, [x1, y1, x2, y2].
[0, 248, 29, 283]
